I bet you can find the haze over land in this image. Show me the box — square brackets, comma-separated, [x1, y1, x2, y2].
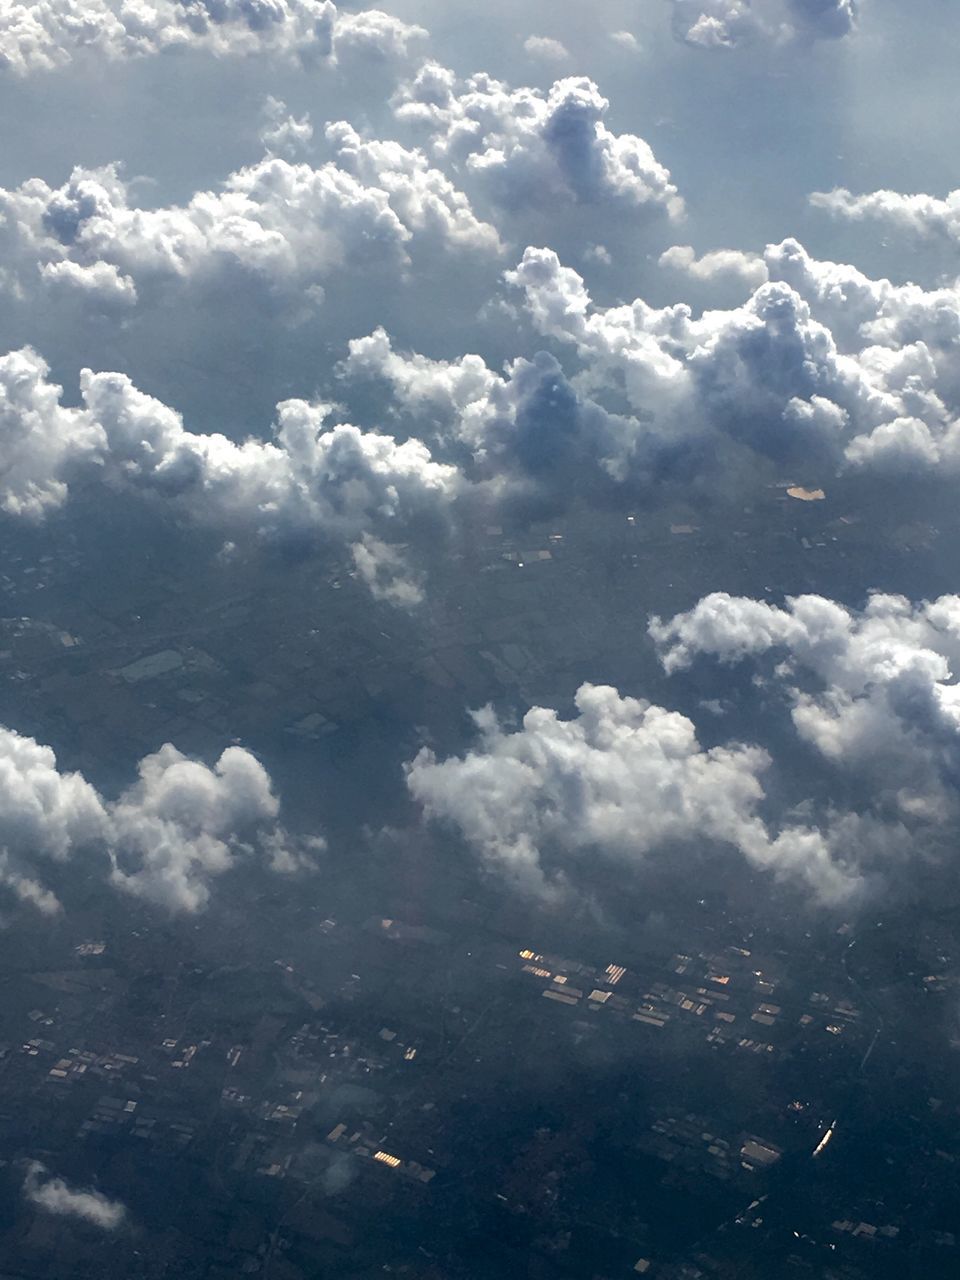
[0, 2, 959, 1277]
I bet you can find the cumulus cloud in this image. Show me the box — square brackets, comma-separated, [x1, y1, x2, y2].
[393, 63, 683, 217]
[0, 723, 315, 914]
[669, 0, 857, 48]
[406, 683, 859, 902]
[523, 35, 569, 62]
[108, 742, 286, 911]
[341, 326, 647, 494]
[507, 242, 960, 474]
[344, 233, 960, 499]
[0, 1, 425, 76]
[23, 1162, 126, 1229]
[659, 244, 769, 291]
[0, 725, 109, 879]
[763, 237, 960, 468]
[325, 122, 501, 253]
[260, 95, 314, 160]
[0, 348, 461, 601]
[650, 591, 960, 824]
[811, 184, 960, 245]
[0, 139, 496, 313]
[671, 0, 760, 48]
[0, 346, 106, 519]
[506, 245, 850, 463]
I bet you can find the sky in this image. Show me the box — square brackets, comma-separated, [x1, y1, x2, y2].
[2, 1, 960, 927]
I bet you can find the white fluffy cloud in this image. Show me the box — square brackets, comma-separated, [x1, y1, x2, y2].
[765, 238, 960, 469]
[507, 242, 960, 474]
[0, 1, 425, 76]
[0, 346, 106, 518]
[343, 234, 960, 496]
[325, 122, 501, 253]
[811, 184, 960, 245]
[651, 591, 960, 823]
[0, 725, 109, 868]
[671, 0, 759, 48]
[406, 682, 859, 903]
[0, 723, 314, 914]
[0, 347, 461, 552]
[507, 245, 854, 459]
[660, 243, 769, 291]
[0, 138, 496, 312]
[393, 63, 683, 217]
[341, 326, 645, 490]
[260, 95, 314, 160]
[23, 1162, 126, 1229]
[523, 35, 569, 62]
[108, 742, 286, 910]
[670, 0, 857, 48]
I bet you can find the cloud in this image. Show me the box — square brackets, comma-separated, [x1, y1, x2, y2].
[405, 682, 859, 903]
[23, 1162, 126, 1229]
[351, 533, 424, 607]
[507, 242, 960, 475]
[0, 346, 106, 518]
[0, 725, 109, 878]
[786, 0, 858, 39]
[341, 326, 648, 496]
[393, 64, 683, 217]
[107, 742, 289, 911]
[0, 139, 496, 314]
[659, 244, 769, 291]
[325, 121, 501, 253]
[811, 184, 960, 245]
[669, 0, 857, 48]
[523, 36, 569, 62]
[0, 722, 315, 914]
[0, 347, 462, 595]
[611, 31, 642, 52]
[650, 591, 960, 824]
[671, 1, 760, 48]
[344, 231, 960, 504]
[764, 238, 960, 469]
[260, 95, 314, 160]
[506, 245, 853, 464]
[0, 1, 425, 76]
[0, 854, 63, 915]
